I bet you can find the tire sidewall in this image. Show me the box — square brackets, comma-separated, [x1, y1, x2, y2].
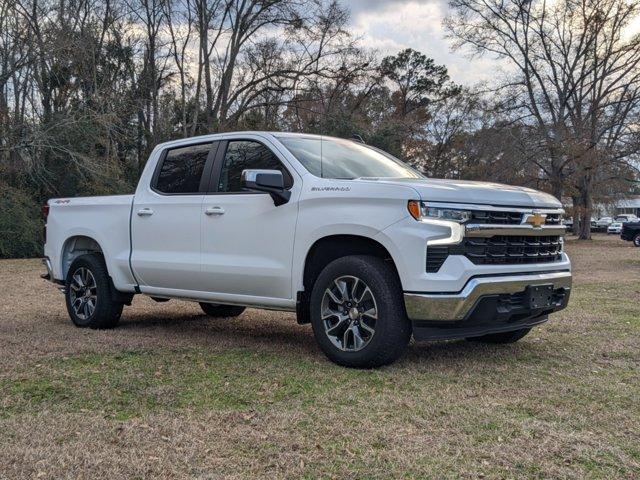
[309, 256, 410, 367]
[634, 234, 640, 247]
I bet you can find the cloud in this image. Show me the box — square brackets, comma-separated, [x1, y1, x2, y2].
[343, 0, 416, 16]
[341, 0, 507, 85]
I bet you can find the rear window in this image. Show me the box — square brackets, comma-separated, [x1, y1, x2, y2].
[155, 144, 211, 194]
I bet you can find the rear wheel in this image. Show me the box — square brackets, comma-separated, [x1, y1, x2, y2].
[65, 254, 123, 329]
[199, 303, 246, 318]
[310, 255, 411, 368]
[467, 327, 531, 344]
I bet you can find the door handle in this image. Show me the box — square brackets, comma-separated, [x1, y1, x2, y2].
[137, 208, 154, 216]
[204, 206, 225, 216]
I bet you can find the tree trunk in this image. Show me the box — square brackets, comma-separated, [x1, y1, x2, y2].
[576, 175, 593, 240]
[550, 176, 563, 203]
[570, 195, 579, 235]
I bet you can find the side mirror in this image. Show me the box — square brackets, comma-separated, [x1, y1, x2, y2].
[241, 169, 291, 206]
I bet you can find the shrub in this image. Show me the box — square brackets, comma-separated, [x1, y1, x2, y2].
[0, 183, 43, 258]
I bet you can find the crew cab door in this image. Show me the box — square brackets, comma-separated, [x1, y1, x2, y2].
[200, 138, 300, 300]
[130, 142, 217, 291]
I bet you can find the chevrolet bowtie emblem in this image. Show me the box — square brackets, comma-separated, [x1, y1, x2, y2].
[524, 212, 547, 228]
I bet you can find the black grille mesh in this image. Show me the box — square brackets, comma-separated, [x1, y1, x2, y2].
[469, 210, 562, 225]
[470, 211, 522, 224]
[426, 235, 563, 272]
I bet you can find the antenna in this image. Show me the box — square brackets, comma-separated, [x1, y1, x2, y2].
[351, 134, 365, 144]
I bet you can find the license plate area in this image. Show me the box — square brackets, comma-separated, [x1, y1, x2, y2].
[525, 284, 555, 309]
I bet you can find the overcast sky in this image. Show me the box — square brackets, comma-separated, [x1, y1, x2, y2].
[339, 0, 507, 85]
[341, 0, 640, 86]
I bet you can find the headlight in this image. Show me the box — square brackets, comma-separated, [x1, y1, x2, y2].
[407, 200, 472, 223]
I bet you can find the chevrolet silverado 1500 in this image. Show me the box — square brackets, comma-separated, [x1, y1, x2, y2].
[43, 132, 572, 367]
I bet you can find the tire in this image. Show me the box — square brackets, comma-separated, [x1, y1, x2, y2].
[633, 233, 640, 247]
[199, 303, 246, 318]
[467, 327, 531, 344]
[65, 253, 123, 329]
[309, 255, 411, 368]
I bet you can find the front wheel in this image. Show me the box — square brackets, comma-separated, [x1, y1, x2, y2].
[310, 255, 411, 368]
[633, 233, 640, 247]
[65, 254, 123, 329]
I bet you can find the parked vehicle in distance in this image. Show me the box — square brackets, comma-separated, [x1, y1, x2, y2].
[42, 132, 572, 368]
[608, 222, 623, 234]
[615, 214, 638, 223]
[621, 222, 640, 247]
[595, 217, 613, 231]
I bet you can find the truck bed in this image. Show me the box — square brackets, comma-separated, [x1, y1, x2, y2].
[44, 195, 137, 291]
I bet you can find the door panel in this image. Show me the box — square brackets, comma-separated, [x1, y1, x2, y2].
[131, 194, 204, 290]
[200, 192, 298, 298]
[200, 138, 299, 299]
[130, 142, 215, 291]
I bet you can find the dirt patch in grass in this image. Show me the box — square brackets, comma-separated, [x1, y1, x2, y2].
[0, 235, 638, 478]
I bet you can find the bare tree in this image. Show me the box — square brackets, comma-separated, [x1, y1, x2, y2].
[446, 0, 640, 239]
[192, 0, 230, 134]
[162, 0, 196, 137]
[127, 0, 171, 169]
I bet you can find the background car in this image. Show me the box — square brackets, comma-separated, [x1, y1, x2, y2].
[615, 214, 638, 223]
[621, 221, 640, 247]
[595, 217, 613, 231]
[607, 222, 623, 234]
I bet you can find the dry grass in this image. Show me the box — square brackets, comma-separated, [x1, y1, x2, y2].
[0, 234, 638, 479]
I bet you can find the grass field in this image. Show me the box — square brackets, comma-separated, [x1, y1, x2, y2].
[0, 234, 638, 479]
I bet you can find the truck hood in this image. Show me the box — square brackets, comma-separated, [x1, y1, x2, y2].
[360, 178, 562, 209]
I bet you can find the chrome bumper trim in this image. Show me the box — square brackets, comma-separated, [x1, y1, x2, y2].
[465, 224, 566, 237]
[404, 271, 572, 322]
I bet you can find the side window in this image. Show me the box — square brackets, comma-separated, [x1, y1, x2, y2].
[155, 143, 211, 194]
[217, 140, 292, 193]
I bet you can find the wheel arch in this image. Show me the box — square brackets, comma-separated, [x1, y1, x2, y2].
[60, 235, 105, 280]
[60, 235, 134, 305]
[297, 234, 402, 324]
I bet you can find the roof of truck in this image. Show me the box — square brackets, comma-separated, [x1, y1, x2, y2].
[154, 131, 349, 150]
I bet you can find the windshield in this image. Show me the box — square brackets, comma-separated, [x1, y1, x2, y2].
[277, 136, 422, 180]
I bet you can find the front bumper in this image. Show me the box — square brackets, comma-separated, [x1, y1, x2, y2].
[404, 270, 571, 341]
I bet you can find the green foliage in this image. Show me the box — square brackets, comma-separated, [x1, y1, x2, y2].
[380, 48, 461, 113]
[0, 184, 43, 259]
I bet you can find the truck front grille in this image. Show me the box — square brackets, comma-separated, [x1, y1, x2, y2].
[426, 235, 563, 272]
[470, 210, 523, 224]
[469, 210, 562, 225]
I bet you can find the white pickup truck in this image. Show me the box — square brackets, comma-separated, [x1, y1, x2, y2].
[43, 132, 571, 367]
